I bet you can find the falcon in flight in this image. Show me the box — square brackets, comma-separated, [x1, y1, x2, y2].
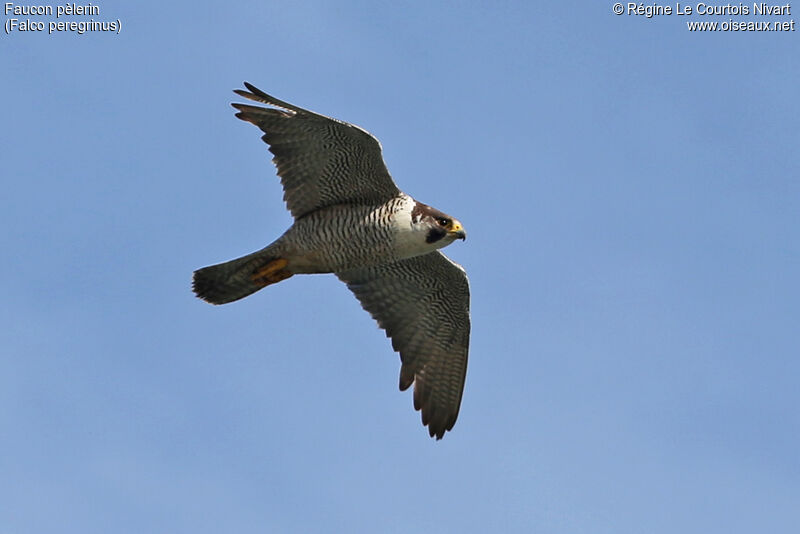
[193, 83, 470, 439]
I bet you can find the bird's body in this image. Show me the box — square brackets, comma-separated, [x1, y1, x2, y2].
[193, 83, 470, 439]
[270, 194, 442, 273]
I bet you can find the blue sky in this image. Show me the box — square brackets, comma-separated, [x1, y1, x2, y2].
[2, 1, 799, 532]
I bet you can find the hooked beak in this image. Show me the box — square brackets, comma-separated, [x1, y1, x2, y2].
[448, 221, 466, 241]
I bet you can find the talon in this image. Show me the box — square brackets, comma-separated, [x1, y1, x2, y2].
[251, 258, 292, 287]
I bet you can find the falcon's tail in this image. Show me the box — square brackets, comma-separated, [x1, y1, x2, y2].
[192, 248, 292, 305]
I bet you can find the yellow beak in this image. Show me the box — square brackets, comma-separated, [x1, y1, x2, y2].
[448, 221, 466, 240]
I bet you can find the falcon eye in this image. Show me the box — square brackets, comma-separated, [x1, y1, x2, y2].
[437, 218, 450, 227]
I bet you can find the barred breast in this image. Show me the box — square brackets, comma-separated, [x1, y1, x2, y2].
[276, 195, 415, 274]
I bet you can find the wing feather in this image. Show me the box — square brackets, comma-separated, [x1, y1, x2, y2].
[337, 252, 470, 439]
[232, 83, 401, 219]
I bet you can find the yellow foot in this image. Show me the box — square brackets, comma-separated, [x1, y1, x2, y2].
[251, 258, 293, 287]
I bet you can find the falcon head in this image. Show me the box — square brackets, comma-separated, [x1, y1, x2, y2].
[411, 201, 466, 246]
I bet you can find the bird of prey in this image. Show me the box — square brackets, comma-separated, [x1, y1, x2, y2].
[193, 83, 470, 439]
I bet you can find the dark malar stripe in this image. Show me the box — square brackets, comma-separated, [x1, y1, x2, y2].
[426, 227, 447, 244]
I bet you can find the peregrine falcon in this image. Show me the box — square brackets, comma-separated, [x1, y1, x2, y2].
[193, 83, 470, 439]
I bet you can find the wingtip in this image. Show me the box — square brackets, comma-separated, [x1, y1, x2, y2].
[233, 82, 270, 106]
[233, 81, 257, 96]
[242, 82, 272, 101]
[427, 417, 456, 440]
[232, 82, 316, 117]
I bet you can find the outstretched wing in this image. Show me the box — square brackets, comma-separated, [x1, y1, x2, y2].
[337, 251, 470, 439]
[232, 82, 401, 219]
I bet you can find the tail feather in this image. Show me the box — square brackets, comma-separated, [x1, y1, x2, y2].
[193, 249, 283, 305]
